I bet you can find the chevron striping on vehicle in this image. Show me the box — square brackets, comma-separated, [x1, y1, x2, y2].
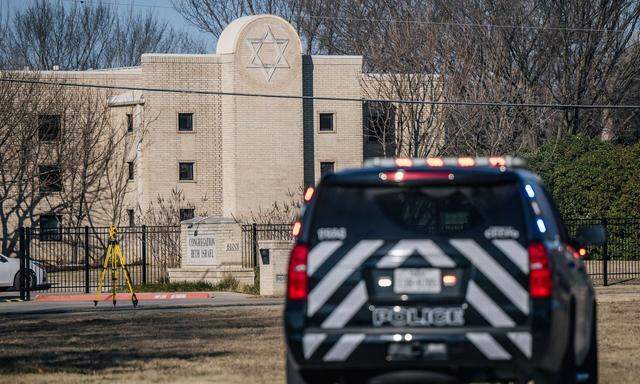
[321, 281, 368, 329]
[450, 239, 529, 314]
[466, 281, 516, 327]
[307, 241, 343, 276]
[323, 333, 366, 362]
[492, 239, 529, 273]
[307, 240, 383, 316]
[466, 332, 511, 360]
[303, 333, 327, 359]
[508, 332, 532, 358]
[376, 240, 456, 268]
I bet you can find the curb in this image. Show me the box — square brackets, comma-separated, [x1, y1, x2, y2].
[34, 292, 213, 302]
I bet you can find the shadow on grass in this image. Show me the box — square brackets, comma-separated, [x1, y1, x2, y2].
[0, 350, 230, 374]
[0, 307, 281, 374]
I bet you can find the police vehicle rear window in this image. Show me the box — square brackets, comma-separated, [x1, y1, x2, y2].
[309, 183, 526, 242]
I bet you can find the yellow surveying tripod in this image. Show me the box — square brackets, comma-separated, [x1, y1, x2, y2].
[94, 225, 139, 307]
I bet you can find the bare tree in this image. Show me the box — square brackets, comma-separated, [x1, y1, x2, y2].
[0, 72, 126, 256]
[142, 188, 209, 227]
[233, 187, 303, 224]
[1, 0, 206, 71]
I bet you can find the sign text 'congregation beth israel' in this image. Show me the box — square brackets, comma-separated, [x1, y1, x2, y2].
[41, 14, 403, 225]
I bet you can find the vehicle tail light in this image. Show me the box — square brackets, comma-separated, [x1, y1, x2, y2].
[287, 244, 309, 300]
[457, 157, 475, 167]
[292, 221, 302, 237]
[529, 241, 552, 298]
[426, 157, 444, 167]
[381, 171, 450, 181]
[395, 158, 413, 167]
[303, 187, 315, 202]
[489, 156, 506, 167]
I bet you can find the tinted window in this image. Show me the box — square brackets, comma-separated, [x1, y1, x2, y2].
[178, 113, 193, 131]
[366, 104, 395, 143]
[180, 208, 195, 221]
[39, 165, 62, 193]
[309, 183, 525, 243]
[127, 161, 134, 180]
[40, 214, 61, 241]
[126, 114, 133, 132]
[320, 162, 334, 177]
[530, 183, 560, 241]
[319, 113, 334, 132]
[127, 209, 135, 226]
[38, 115, 61, 141]
[179, 162, 194, 180]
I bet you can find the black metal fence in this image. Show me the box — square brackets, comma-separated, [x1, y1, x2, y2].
[565, 218, 640, 286]
[18, 225, 180, 299]
[241, 223, 293, 268]
[14, 218, 640, 299]
[240, 219, 640, 286]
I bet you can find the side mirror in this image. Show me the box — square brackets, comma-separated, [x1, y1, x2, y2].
[575, 225, 607, 246]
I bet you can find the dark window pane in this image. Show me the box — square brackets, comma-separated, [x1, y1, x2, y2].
[126, 114, 133, 132]
[39, 165, 62, 193]
[309, 182, 525, 244]
[320, 162, 334, 177]
[178, 113, 193, 132]
[319, 113, 334, 132]
[179, 162, 194, 180]
[40, 214, 61, 241]
[366, 105, 395, 143]
[180, 208, 195, 221]
[38, 115, 61, 141]
[127, 209, 135, 227]
[128, 161, 134, 180]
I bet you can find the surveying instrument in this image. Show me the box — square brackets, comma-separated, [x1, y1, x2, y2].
[94, 225, 139, 307]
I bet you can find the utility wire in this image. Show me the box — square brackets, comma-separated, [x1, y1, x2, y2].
[55, 0, 634, 34]
[2, 77, 639, 110]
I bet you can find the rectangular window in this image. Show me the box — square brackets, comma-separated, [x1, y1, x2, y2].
[38, 115, 61, 141]
[127, 209, 135, 227]
[39, 165, 62, 193]
[180, 208, 195, 222]
[40, 214, 62, 241]
[320, 162, 335, 177]
[178, 113, 193, 132]
[126, 114, 133, 132]
[319, 113, 334, 132]
[127, 161, 134, 180]
[179, 162, 194, 181]
[309, 182, 526, 241]
[366, 105, 395, 143]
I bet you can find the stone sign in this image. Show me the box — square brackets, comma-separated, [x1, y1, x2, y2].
[185, 232, 216, 265]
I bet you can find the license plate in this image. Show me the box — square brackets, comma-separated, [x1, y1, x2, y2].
[394, 268, 441, 294]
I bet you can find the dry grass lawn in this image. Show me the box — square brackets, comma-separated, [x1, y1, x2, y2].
[0, 299, 638, 383]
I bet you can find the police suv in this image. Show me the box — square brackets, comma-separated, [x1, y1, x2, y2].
[284, 157, 604, 384]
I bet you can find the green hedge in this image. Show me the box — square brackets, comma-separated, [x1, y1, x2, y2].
[526, 135, 640, 219]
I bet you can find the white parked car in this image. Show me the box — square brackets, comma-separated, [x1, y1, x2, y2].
[0, 254, 49, 291]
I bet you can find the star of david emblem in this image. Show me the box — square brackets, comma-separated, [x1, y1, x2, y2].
[246, 25, 290, 82]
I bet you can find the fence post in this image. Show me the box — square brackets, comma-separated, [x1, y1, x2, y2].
[141, 225, 147, 285]
[84, 226, 90, 293]
[18, 227, 27, 301]
[252, 223, 258, 268]
[602, 218, 608, 286]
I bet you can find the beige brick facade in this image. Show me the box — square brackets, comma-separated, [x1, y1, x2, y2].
[28, 15, 376, 222]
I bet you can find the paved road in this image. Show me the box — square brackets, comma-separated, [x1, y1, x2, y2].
[0, 291, 283, 317]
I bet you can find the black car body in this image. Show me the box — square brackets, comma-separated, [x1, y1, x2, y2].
[284, 157, 602, 384]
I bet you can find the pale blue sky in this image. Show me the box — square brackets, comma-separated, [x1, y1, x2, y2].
[2, 0, 215, 50]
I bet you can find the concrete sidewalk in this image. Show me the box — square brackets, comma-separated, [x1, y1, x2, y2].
[34, 291, 213, 302]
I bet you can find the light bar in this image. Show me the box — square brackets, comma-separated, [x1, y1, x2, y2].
[363, 156, 526, 168]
